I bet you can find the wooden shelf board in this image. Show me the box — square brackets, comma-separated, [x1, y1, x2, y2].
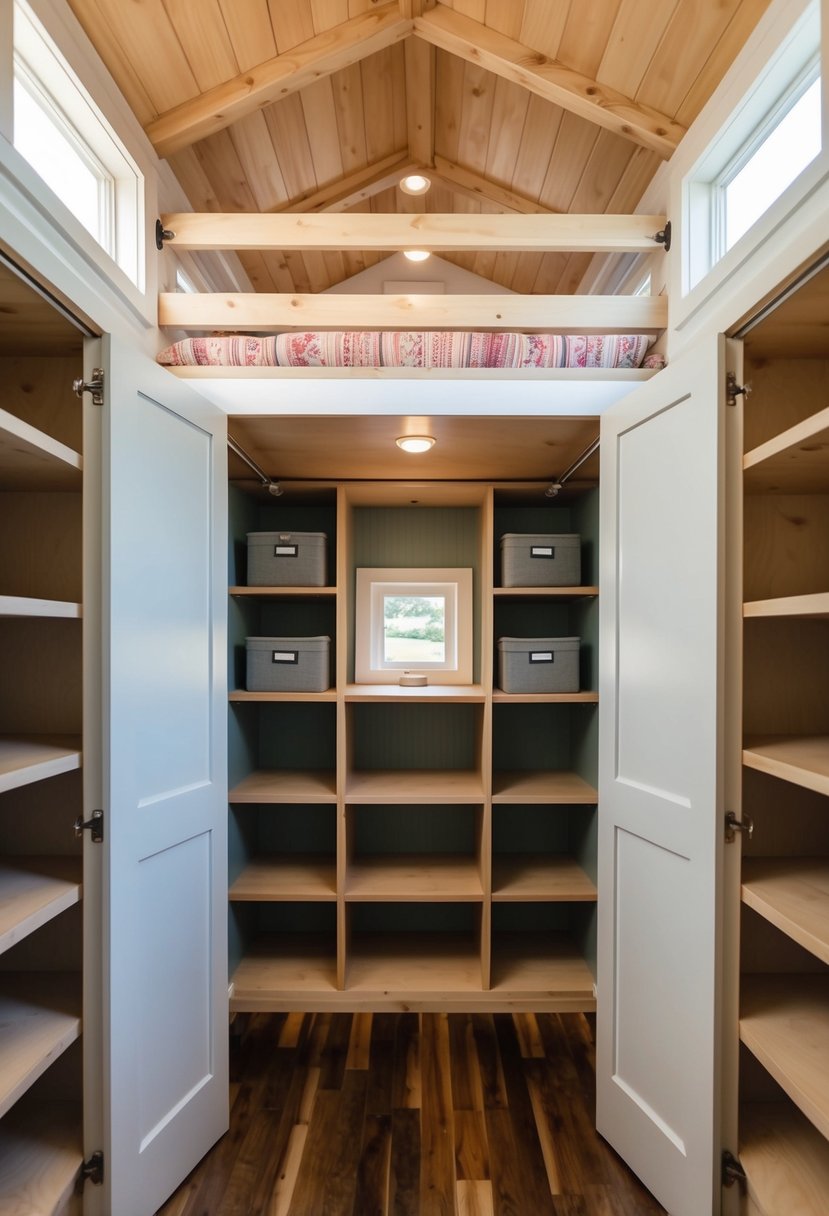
[229, 689, 337, 702]
[228, 769, 337, 803]
[0, 858, 83, 957]
[231, 936, 338, 1009]
[742, 858, 829, 965]
[493, 586, 599, 598]
[744, 593, 829, 619]
[0, 408, 82, 491]
[492, 770, 598, 804]
[347, 933, 483, 999]
[345, 856, 484, 901]
[0, 973, 81, 1121]
[345, 770, 485, 804]
[490, 933, 596, 1010]
[229, 856, 336, 901]
[0, 597, 81, 620]
[740, 973, 829, 1140]
[743, 737, 829, 797]
[744, 405, 829, 493]
[0, 737, 82, 796]
[741, 1098, 829, 1216]
[344, 684, 486, 702]
[229, 585, 337, 597]
[0, 1096, 82, 1216]
[492, 690, 598, 703]
[492, 855, 597, 901]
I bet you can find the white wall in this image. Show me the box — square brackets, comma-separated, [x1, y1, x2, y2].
[324, 251, 513, 295]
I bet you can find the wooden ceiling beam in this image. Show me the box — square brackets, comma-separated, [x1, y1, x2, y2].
[145, 4, 412, 160]
[276, 154, 419, 214]
[431, 155, 557, 215]
[158, 212, 667, 253]
[159, 291, 667, 333]
[405, 37, 435, 169]
[413, 7, 685, 159]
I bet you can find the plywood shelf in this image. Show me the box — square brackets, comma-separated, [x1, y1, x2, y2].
[0, 738, 82, 796]
[744, 405, 829, 493]
[740, 974, 829, 1140]
[344, 684, 486, 702]
[493, 586, 599, 598]
[231, 935, 338, 1010]
[492, 690, 598, 703]
[0, 858, 82, 957]
[742, 858, 829, 965]
[344, 770, 485, 804]
[345, 856, 484, 901]
[0, 1096, 82, 1216]
[0, 409, 81, 492]
[229, 585, 337, 597]
[0, 974, 81, 1122]
[346, 933, 483, 1002]
[229, 856, 336, 901]
[0, 597, 81, 620]
[490, 933, 596, 1010]
[741, 1098, 829, 1216]
[228, 689, 337, 702]
[491, 770, 598, 803]
[744, 593, 829, 619]
[228, 768, 337, 803]
[743, 737, 829, 797]
[492, 855, 597, 901]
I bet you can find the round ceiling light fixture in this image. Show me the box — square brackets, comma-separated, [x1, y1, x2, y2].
[396, 435, 436, 454]
[399, 173, 431, 196]
[403, 249, 431, 262]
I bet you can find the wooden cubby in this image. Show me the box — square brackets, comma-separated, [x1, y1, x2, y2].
[0, 266, 85, 1213]
[737, 268, 829, 1214]
[227, 477, 599, 1011]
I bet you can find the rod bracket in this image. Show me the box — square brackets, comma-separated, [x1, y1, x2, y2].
[155, 218, 176, 250]
[653, 220, 672, 251]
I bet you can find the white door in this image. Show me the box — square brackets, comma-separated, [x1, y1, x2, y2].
[96, 334, 228, 1215]
[597, 335, 729, 1216]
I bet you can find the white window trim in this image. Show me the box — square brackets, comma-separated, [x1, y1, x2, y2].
[355, 568, 473, 685]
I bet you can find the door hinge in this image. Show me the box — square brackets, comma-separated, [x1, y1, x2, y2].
[722, 1149, 746, 1188]
[73, 368, 104, 407]
[74, 809, 104, 843]
[725, 810, 754, 844]
[725, 371, 751, 408]
[81, 1149, 105, 1186]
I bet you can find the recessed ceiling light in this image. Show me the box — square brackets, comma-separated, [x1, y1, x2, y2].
[403, 249, 431, 262]
[400, 173, 431, 195]
[396, 435, 435, 453]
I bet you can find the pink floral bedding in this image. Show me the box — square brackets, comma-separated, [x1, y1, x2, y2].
[157, 331, 664, 370]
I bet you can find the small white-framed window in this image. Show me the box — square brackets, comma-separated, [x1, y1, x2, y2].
[355, 568, 473, 685]
[12, 0, 144, 288]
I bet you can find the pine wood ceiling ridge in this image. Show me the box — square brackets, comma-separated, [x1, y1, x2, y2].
[143, 2, 686, 163]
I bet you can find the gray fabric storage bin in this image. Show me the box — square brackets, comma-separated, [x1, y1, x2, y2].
[500, 533, 580, 587]
[497, 636, 580, 693]
[246, 531, 327, 586]
[246, 636, 331, 692]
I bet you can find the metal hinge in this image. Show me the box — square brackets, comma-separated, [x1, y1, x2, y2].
[73, 369, 104, 407]
[722, 1150, 746, 1188]
[725, 810, 754, 844]
[74, 809, 104, 843]
[726, 371, 751, 408]
[81, 1150, 105, 1186]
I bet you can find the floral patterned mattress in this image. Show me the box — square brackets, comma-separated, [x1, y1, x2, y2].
[157, 331, 664, 370]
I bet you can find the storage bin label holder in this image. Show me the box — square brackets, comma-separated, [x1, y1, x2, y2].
[272, 649, 299, 664]
[531, 545, 555, 559]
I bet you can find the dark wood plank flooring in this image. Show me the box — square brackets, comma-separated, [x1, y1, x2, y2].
[157, 1012, 666, 1216]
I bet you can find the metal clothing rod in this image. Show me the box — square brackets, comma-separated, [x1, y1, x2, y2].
[228, 435, 282, 496]
[546, 436, 600, 497]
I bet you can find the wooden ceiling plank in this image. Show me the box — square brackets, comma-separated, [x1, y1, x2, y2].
[451, 0, 486, 21]
[145, 3, 412, 159]
[674, 0, 774, 128]
[405, 36, 436, 167]
[217, 0, 278, 72]
[311, 0, 350, 32]
[158, 290, 667, 332]
[399, 0, 436, 15]
[65, 0, 158, 123]
[538, 113, 600, 214]
[597, 0, 680, 99]
[485, 77, 531, 188]
[277, 154, 418, 212]
[332, 62, 368, 176]
[299, 78, 346, 186]
[484, 0, 524, 41]
[517, 0, 569, 60]
[267, 0, 315, 52]
[227, 111, 290, 211]
[456, 61, 497, 175]
[191, 130, 262, 213]
[557, 0, 624, 80]
[159, 211, 668, 252]
[262, 93, 320, 200]
[508, 94, 561, 202]
[413, 6, 685, 158]
[361, 45, 408, 162]
[434, 49, 466, 166]
[166, 146, 222, 212]
[162, 0, 240, 89]
[432, 156, 555, 214]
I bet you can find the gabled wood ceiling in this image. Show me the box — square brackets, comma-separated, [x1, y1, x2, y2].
[68, 0, 772, 296]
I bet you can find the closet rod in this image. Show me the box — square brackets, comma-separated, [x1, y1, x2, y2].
[546, 436, 600, 497]
[227, 436, 282, 496]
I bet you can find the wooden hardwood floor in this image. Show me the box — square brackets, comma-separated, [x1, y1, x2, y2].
[158, 1011, 666, 1216]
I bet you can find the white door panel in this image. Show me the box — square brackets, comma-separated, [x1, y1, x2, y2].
[597, 336, 726, 1216]
[99, 335, 228, 1216]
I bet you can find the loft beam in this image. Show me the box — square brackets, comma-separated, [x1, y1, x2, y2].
[158, 291, 667, 333]
[145, 4, 411, 159]
[158, 212, 667, 253]
[276, 154, 419, 213]
[431, 155, 557, 214]
[413, 7, 685, 159]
